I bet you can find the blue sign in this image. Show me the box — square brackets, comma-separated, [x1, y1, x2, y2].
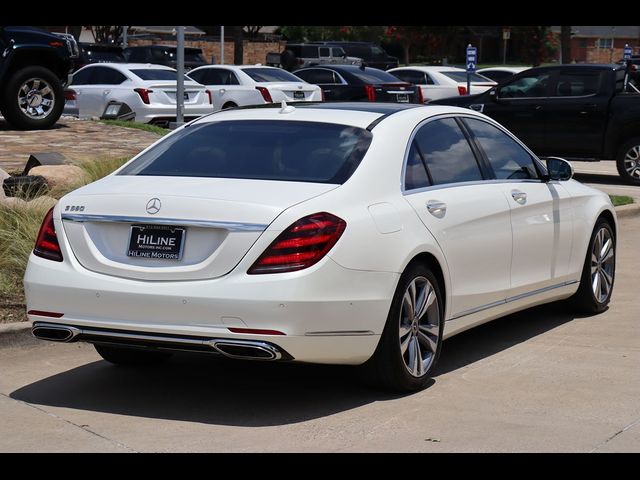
[466, 46, 477, 72]
[624, 44, 633, 60]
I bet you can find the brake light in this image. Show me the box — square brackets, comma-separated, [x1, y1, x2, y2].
[34, 207, 63, 262]
[205, 89, 212, 104]
[458, 85, 467, 96]
[134, 88, 153, 104]
[255, 86, 273, 103]
[64, 89, 76, 101]
[364, 85, 376, 101]
[49, 41, 64, 48]
[417, 87, 424, 104]
[248, 212, 346, 274]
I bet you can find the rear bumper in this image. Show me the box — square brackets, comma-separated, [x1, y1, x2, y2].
[135, 105, 214, 123]
[24, 253, 398, 365]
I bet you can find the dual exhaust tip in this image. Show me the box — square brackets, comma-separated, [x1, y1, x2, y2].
[32, 323, 283, 361]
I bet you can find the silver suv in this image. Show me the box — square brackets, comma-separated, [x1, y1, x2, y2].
[277, 44, 362, 71]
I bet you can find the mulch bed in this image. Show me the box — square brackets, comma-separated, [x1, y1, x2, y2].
[0, 293, 26, 324]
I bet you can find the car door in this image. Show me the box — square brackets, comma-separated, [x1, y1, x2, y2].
[482, 70, 553, 152]
[191, 68, 249, 109]
[294, 68, 350, 101]
[541, 69, 610, 155]
[71, 66, 109, 117]
[461, 117, 574, 298]
[402, 116, 513, 317]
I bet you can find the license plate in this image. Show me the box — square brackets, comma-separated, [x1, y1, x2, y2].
[396, 93, 409, 103]
[293, 91, 305, 100]
[127, 225, 185, 260]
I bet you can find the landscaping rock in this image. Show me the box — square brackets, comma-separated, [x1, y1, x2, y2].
[28, 165, 87, 190]
[0, 167, 9, 201]
[27, 195, 58, 211]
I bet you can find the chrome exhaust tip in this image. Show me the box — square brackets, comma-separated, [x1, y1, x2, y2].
[213, 340, 282, 361]
[32, 323, 80, 342]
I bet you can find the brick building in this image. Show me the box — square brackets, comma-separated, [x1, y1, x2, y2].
[551, 26, 640, 63]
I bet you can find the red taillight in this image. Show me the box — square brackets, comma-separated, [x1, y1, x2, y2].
[458, 85, 468, 96]
[256, 86, 273, 103]
[49, 41, 64, 48]
[321, 88, 325, 102]
[205, 89, 212, 104]
[417, 87, 424, 104]
[34, 207, 63, 262]
[134, 88, 153, 104]
[64, 89, 76, 101]
[248, 212, 346, 274]
[364, 85, 376, 101]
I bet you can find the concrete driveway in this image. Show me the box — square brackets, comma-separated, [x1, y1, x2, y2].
[1, 216, 638, 452]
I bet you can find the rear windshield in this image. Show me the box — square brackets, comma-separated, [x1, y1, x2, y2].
[130, 69, 190, 81]
[241, 68, 303, 82]
[118, 120, 373, 184]
[350, 68, 404, 83]
[441, 71, 494, 83]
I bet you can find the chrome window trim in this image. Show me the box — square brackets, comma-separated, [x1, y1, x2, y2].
[401, 113, 547, 194]
[61, 214, 267, 232]
[448, 280, 579, 321]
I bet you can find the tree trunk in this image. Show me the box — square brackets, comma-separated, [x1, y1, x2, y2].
[403, 44, 411, 65]
[233, 26, 244, 65]
[561, 25, 571, 64]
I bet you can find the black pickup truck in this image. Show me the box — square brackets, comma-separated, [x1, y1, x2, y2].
[430, 64, 640, 185]
[0, 26, 78, 130]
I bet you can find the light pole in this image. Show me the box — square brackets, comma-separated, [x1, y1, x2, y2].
[175, 26, 185, 127]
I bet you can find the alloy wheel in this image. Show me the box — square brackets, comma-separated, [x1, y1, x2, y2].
[590, 227, 615, 303]
[398, 276, 440, 377]
[623, 145, 640, 180]
[17, 78, 55, 119]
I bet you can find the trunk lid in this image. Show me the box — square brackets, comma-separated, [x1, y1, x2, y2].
[60, 176, 338, 281]
[374, 83, 421, 103]
[143, 81, 207, 105]
[258, 82, 319, 102]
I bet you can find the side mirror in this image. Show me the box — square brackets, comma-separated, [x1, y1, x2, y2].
[545, 157, 573, 181]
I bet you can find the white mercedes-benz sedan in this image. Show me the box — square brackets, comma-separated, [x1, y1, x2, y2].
[65, 63, 213, 124]
[25, 102, 617, 391]
[187, 65, 322, 111]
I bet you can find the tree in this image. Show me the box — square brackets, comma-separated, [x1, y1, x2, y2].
[233, 26, 243, 65]
[244, 26, 263, 39]
[515, 26, 557, 66]
[89, 26, 123, 44]
[560, 25, 572, 63]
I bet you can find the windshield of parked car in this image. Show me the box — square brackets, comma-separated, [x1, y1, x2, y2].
[350, 68, 405, 83]
[241, 68, 304, 82]
[441, 71, 494, 83]
[118, 120, 373, 184]
[130, 69, 192, 81]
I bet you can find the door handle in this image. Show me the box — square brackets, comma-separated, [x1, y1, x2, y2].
[426, 200, 447, 218]
[580, 103, 597, 114]
[103, 90, 110, 95]
[511, 190, 527, 204]
[219, 89, 226, 94]
[534, 105, 542, 110]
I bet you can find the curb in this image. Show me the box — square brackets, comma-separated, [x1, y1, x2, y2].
[1, 202, 638, 343]
[614, 203, 640, 218]
[0, 321, 32, 348]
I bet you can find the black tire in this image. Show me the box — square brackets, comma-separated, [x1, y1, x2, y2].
[95, 344, 172, 366]
[569, 218, 616, 314]
[361, 262, 444, 392]
[616, 137, 640, 185]
[1, 66, 65, 130]
[221, 102, 237, 110]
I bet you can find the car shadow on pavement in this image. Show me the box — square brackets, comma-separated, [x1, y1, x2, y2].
[573, 171, 634, 187]
[0, 119, 69, 131]
[11, 301, 593, 427]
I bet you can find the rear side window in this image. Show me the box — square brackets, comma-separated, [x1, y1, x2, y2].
[118, 120, 373, 184]
[190, 69, 239, 85]
[294, 69, 337, 84]
[404, 142, 431, 190]
[464, 118, 539, 180]
[553, 71, 603, 96]
[414, 118, 483, 185]
[241, 68, 303, 82]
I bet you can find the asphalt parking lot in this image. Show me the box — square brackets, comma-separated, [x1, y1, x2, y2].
[1, 212, 638, 452]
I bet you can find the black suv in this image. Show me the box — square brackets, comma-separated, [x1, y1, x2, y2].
[123, 45, 208, 71]
[312, 41, 399, 70]
[75, 43, 125, 71]
[0, 26, 78, 130]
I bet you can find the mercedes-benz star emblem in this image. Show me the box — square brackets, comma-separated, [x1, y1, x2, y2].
[146, 198, 161, 215]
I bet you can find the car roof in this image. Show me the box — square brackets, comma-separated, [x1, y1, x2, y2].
[191, 102, 474, 130]
[477, 67, 529, 73]
[299, 64, 386, 73]
[125, 45, 202, 51]
[391, 66, 466, 72]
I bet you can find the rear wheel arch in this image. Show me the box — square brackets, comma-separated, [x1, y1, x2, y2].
[222, 101, 237, 110]
[403, 252, 447, 315]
